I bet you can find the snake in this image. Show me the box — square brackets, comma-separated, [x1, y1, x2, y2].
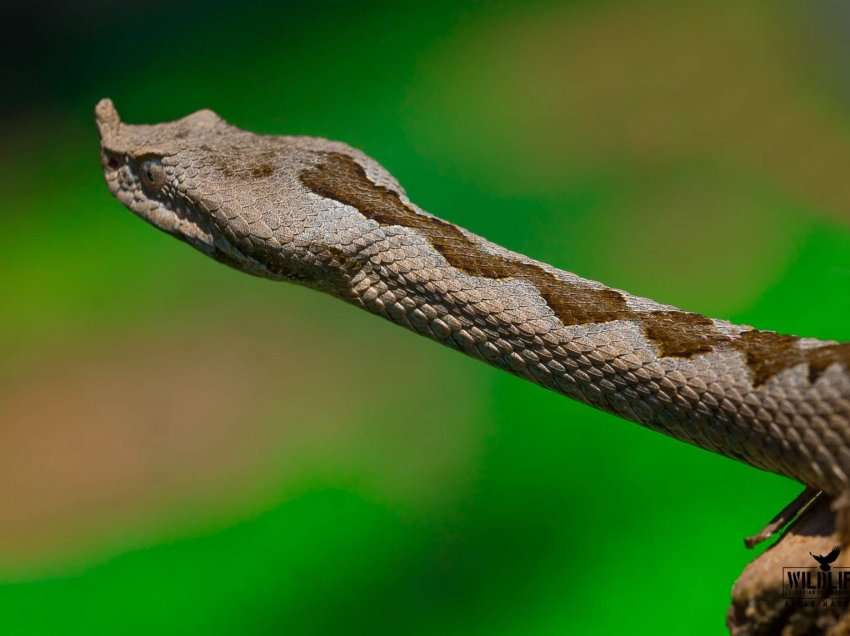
[94, 98, 850, 541]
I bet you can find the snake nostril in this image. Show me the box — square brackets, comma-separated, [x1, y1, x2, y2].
[103, 151, 121, 170]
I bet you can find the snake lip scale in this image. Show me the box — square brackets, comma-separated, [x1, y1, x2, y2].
[95, 98, 850, 543]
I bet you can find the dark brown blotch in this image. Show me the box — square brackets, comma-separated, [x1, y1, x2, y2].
[732, 330, 803, 386]
[209, 147, 276, 179]
[642, 311, 730, 358]
[251, 163, 274, 178]
[804, 342, 850, 384]
[540, 285, 632, 326]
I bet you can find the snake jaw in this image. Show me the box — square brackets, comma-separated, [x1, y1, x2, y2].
[102, 154, 269, 277]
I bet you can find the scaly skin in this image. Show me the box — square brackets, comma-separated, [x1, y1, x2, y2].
[95, 99, 850, 511]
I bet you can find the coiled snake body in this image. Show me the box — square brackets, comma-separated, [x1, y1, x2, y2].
[95, 99, 850, 541]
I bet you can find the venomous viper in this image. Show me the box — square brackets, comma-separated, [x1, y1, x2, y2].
[95, 98, 850, 545]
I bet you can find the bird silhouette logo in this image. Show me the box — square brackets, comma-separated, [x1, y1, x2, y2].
[810, 546, 841, 572]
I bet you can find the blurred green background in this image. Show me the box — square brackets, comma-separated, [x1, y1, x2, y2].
[3, 0, 850, 633]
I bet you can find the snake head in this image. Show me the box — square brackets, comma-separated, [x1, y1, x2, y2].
[95, 98, 276, 276]
[96, 98, 408, 292]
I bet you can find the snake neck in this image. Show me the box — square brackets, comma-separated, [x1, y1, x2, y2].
[292, 153, 850, 495]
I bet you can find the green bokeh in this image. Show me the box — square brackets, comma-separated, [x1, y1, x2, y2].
[3, 1, 850, 634]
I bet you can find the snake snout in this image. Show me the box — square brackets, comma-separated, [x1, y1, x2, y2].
[95, 98, 121, 142]
[95, 99, 127, 182]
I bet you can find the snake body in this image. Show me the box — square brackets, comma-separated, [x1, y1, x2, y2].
[95, 99, 850, 499]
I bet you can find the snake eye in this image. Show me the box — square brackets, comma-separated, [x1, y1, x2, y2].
[140, 159, 166, 190]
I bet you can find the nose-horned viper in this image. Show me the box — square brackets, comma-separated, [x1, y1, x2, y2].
[95, 98, 850, 545]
